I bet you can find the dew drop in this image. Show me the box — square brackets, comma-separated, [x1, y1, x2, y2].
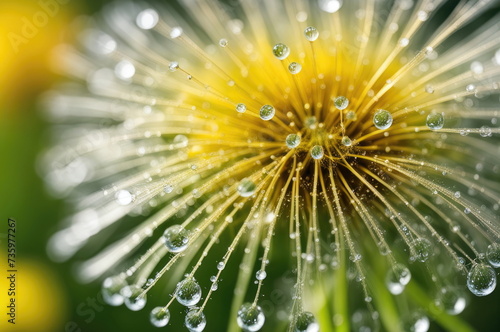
[170, 26, 183, 39]
[310, 145, 324, 160]
[102, 276, 127, 306]
[272, 43, 290, 60]
[425, 112, 444, 130]
[373, 109, 393, 130]
[466, 84, 476, 92]
[467, 263, 496, 296]
[164, 184, 174, 193]
[470, 61, 484, 74]
[286, 134, 301, 148]
[174, 134, 189, 147]
[169, 61, 179, 72]
[345, 110, 357, 120]
[236, 103, 247, 113]
[238, 178, 257, 197]
[259, 105, 276, 120]
[479, 126, 492, 137]
[162, 225, 189, 252]
[150, 307, 170, 327]
[333, 96, 349, 110]
[176, 277, 202, 306]
[319, 0, 343, 13]
[305, 116, 317, 129]
[185, 309, 206, 332]
[399, 38, 409, 47]
[217, 261, 226, 270]
[425, 85, 434, 94]
[121, 285, 147, 311]
[295, 311, 319, 332]
[219, 38, 228, 47]
[304, 26, 319, 41]
[116, 190, 133, 205]
[413, 238, 433, 262]
[288, 62, 302, 74]
[386, 263, 411, 295]
[237, 303, 265, 332]
[404, 312, 429, 332]
[136, 9, 159, 30]
[435, 287, 467, 315]
[486, 243, 500, 268]
[341, 136, 352, 147]
[115, 61, 135, 80]
[256, 270, 267, 280]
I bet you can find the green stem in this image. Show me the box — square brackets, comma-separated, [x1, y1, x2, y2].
[332, 244, 350, 332]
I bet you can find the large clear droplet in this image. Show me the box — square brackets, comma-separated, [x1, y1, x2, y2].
[169, 61, 179, 72]
[238, 178, 257, 197]
[304, 26, 319, 41]
[467, 263, 496, 296]
[286, 134, 301, 148]
[169, 27, 183, 39]
[319, 0, 343, 13]
[373, 109, 393, 130]
[260, 105, 276, 120]
[486, 243, 500, 268]
[412, 238, 433, 262]
[310, 145, 324, 160]
[102, 276, 127, 306]
[333, 96, 349, 110]
[121, 285, 147, 311]
[386, 263, 411, 295]
[341, 136, 352, 147]
[150, 307, 170, 327]
[272, 43, 290, 60]
[115, 61, 135, 80]
[136, 9, 159, 30]
[426, 112, 444, 130]
[236, 103, 247, 113]
[185, 309, 206, 332]
[237, 303, 265, 332]
[435, 287, 467, 315]
[295, 311, 319, 332]
[288, 62, 302, 74]
[403, 312, 430, 332]
[116, 190, 133, 205]
[162, 225, 189, 252]
[176, 277, 202, 306]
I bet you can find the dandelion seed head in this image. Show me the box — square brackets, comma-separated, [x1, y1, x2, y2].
[44, 0, 500, 330]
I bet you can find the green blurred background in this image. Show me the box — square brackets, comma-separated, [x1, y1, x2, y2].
[0, 1, 499, 331]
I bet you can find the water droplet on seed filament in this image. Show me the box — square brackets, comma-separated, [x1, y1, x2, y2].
[467, 263, 496, 296]
[295, 311, 319, 332]
[237, 303, 265, 331]
[260, 105, 275, 120]
[185, 309, 206, 332]
[310, 145, 324, 160]
[334, 96, 349, 110]
[288, 62, 302, 74]
[121, 285, 147, 311]
[162, 225, 189, 252]
[238, 178, 257, 197]
[373, 109, 393, 130]
[236, 103, 247, 113]
[286, 134, 301, 148]
[272, 43, 290, 60]
[386, 263, 411, 295]
[486, 243, 500, 267]
[304, 26, 319, 41]
[426, 112, 444, 130]
[176, 277, 202, 306]
[150, 307, 170, 327]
